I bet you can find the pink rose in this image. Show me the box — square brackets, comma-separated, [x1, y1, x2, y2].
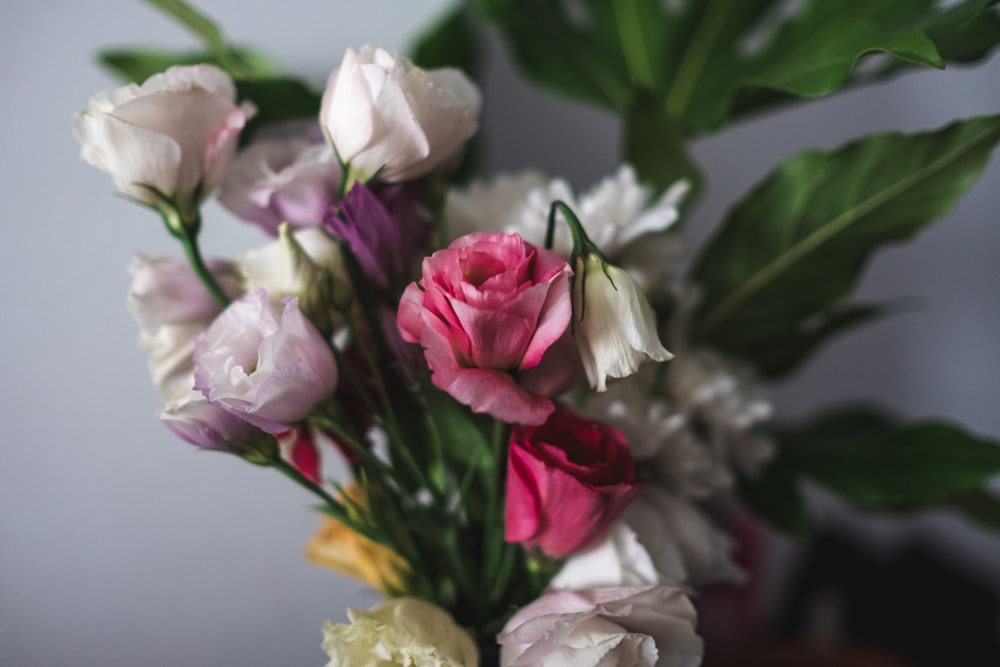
[505, 403, 644, 557]
[397, 233, 572, 425]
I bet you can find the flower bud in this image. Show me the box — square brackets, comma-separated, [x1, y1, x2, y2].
[241, 224, 341, 334]
[573, 254, 672, 391]
[320, 46, 481, 183]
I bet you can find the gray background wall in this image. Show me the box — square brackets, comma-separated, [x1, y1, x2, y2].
[2, 1, 999, 665]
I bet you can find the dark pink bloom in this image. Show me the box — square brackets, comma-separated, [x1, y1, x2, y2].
[506, 403, 644, 557]
[397, 233, 572, 425]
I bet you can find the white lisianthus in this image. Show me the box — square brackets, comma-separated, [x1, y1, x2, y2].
[551, 522, 660, 589]
[320, 46, 481, 183]
[321, 598, 479, 667]
[127, 254, 242, 392]
[74, 65, 255, 225]
[193, 290, 338, 434]
[624, 487, 745, 587]
[498, 586, 702, 667]
[573, 255, 672, 391]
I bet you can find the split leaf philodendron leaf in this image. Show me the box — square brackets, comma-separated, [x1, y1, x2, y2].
[747, 408, 1000, 535]
[477, 0, 1000, 135]
[690, 114, 1000, 370]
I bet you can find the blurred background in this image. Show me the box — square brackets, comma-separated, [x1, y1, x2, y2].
[1, 1, 998, 665]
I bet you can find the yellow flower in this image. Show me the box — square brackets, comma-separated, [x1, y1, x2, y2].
[306, 484, 409, 594]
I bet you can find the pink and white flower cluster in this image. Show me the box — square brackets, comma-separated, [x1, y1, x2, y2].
[75, 41, 769, 667]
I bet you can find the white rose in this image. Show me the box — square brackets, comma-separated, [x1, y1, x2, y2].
[74, 65, 255, 223]
[498, 586, 702, 667]
[320, 46, 481, 182]
[573, 255, 673, 391]
[321, 598, 479, 667]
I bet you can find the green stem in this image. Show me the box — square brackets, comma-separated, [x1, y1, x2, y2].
[177, 221, 230, 308]
[613, 0, 655, 88]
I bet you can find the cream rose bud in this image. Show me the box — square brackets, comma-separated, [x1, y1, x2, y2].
[320, 46, 481, 182]
[573, 255, 673, 391]
[193, 290, 337, 434]
[74, 64, 254, 223]
[322, 598, 479, 667]
[498, 586, 703, 667]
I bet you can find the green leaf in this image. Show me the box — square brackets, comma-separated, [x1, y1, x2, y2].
[622, 93, 703, 205]
[411, 4, 482, 74]
[948, 488, 1000, 531]
[236, 77, 322, 140]
[98, 47, 274, 84]
[800, 421, 1000, 506]
[472, 0, 634, 110]
[740, 452, 813, 538]
[142, 0, 259, 77]
[691, 115, 1000, 362]
[474, 1, 998, 135]
[747, 302, 894, 379]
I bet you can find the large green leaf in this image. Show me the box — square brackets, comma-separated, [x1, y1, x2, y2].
[690, 115, 1000, 365]
[622, 93, 704, 206]
[236, 78, 322, 140]
[141, 0, 260, 77]
[748, 408, 1000, 534]
[475, 0, 1000, 136]
[98, 47, 273, 83]
[792, 417, 1000, 507]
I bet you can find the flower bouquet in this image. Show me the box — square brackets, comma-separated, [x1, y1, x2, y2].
[75, 1, 1000, 665]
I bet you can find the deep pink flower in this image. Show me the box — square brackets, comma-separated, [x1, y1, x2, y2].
[397, 233, 572, 425]
[505, 403, 644, 557]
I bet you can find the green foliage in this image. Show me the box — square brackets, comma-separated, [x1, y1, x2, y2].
[142, 0, 260, 77]
[746, 408, 1000, 535]
[98, 47, 273, 82]
[411, 4, 482, 74]
[475, 0, 1000, 136]
[690, 115, 1000, 374]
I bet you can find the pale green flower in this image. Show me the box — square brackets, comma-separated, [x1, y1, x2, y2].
[322, 598, 478, 667]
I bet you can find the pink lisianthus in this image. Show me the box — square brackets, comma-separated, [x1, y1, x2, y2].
[194, 290, 338, 434]
[505, 403, 644, 557]
[397, 233, 572, 425]
[497, 586, 703, 667]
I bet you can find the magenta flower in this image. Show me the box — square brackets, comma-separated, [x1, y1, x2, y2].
[397, 233, 572, 425]
[324, 182, 431, 290]
[194, 291, 338, 434]
[505, 403, 644, 557]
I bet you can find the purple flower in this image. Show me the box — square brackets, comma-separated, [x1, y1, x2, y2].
[160, 384, 271, 455]
[324, 182, 430, 290]
[219, 121, 342, 235]
[194, 290, 338, 434]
